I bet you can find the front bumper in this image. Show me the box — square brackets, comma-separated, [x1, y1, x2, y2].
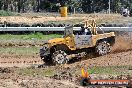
[40, 46, 50, 58]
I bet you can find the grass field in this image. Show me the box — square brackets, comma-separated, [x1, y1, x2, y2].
[90, 66, 132, 75]
[0, 10, 19, 16]
[0, 33, 62, 40]
[16, 65, 132, 78]
[0, 33, 62, 47]
[0, 33, 62, 55]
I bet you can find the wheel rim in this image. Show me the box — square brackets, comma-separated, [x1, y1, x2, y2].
[55, 53, 65, 64]
[52, 50, 68, 65]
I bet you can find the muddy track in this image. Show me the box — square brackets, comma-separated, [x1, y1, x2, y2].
[0, 36, 132, 88]
[0, 35, 132, 67]
[0, 72, 82, 88]
[0, 49, 132, 68]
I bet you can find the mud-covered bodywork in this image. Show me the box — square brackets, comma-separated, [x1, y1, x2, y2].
[40, 43, 50, 58]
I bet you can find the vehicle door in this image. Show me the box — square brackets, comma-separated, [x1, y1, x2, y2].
[74, 35, 92, 48]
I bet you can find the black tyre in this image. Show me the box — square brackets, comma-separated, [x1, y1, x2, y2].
[95, 41, 110, 56]
[42, 55, 52, 65]
[52, 50, 69, 65]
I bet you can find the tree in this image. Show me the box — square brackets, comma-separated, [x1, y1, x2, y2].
[36, 0, 40, 12]
[17, 0, 21, 13]
[4, 0, 9, 11]
[0, 0, 3, 10]
[111, 0, 120, 13]
[81, 0, 93, 13]
[0, 0, 131, 13]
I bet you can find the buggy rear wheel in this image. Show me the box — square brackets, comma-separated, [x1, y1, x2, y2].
[95, 41, 110, 56]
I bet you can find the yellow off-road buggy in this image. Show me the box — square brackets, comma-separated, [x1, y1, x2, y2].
[40, 20, 115, 65]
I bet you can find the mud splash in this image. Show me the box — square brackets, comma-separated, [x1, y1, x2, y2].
[112, 33, 132, 53]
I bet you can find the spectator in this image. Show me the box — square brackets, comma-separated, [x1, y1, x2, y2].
[122, 7, 129, 17]
[80, 27, 91, 35]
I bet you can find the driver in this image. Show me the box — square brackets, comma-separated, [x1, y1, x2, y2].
[81, 26, 91, 35]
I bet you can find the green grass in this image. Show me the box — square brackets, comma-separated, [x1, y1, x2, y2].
[0, 33, 63, 55]
[17, 68, 55, 77]
[16, 65, 132, 78]
[87, 66, 132, 76]
[75, 65, 132, 77]
[0, 33, 62, 41]
[0, 10, 19, 16]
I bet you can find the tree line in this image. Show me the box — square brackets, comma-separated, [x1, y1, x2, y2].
[0, 0, 132, 13]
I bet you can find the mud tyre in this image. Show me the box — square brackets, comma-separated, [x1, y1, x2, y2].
[95, 41, 110, 56]
[52, 50, 69, 65]
[42, 55, 52, 65]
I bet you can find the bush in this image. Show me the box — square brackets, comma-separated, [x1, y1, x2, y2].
[0, 10, 15, 16]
